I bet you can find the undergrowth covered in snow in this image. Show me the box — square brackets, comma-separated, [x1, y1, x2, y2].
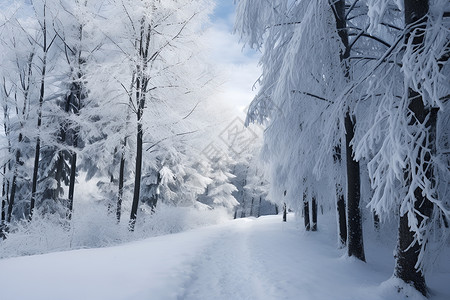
[0, 202, 230, 259]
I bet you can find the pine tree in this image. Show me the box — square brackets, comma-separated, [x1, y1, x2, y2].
[199, 154, 238, 212]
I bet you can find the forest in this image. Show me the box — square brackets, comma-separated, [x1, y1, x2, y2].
[0, 0, 449, 299]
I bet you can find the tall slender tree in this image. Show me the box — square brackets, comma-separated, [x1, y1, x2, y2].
[29, 1, 57, 220]
[330, 0, 365, 262]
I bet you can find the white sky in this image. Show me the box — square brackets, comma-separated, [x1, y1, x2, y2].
[206, 1, 261, 116]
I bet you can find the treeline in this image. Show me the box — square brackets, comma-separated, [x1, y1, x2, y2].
[235, 0, 449, 296]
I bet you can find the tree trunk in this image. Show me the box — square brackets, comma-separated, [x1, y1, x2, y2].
[7, 145, 21, 223]
[258, 196, 262, 217]
[337, 192, 347, 246]
[116, 147, 126, 222]
[282, 202, 287, 222]
[67, 123, 78, 218]
[129, 117, 143, 231]
[7, 133, 23, 223]
[1, 142, 9, 237]
[334, 145, 347, 246]
[1, 95, 13, 234]
[129, 69, 145, 231]
[3, 161, 11, 232]
[117, 72, 134, 223]
[0, 180, 5, 238]
[345, 112, 365, 261]
[311, 194, 317, 231]
[396, 201, 430, 296]
[67, 67, 83, 219]
[67, 147, 77, 218]
[394, 1, 434, 296]
[303, 190, 310, 230]
[30, 135, 41, 220]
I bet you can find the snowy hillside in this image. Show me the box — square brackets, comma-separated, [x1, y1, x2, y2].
[1, 214, 449, 300]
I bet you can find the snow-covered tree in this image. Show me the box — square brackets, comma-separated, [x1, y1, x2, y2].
[92, 0, 214, 230]
[199, 153, 238, 212]
[236, 0, 449, 295]
[235, 0, 362, 255]
[349, 0, 450, 295]
[0, 15, 36, 225]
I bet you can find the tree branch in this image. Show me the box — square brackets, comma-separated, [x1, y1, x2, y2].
[291, 90, 333, 103]
[182, 101, 200, 120]
[145, 130, 199, 152]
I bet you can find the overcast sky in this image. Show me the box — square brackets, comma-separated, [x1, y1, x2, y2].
[206, 0, 261, 115]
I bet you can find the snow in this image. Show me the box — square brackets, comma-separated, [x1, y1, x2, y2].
[0, 214, 449, 300]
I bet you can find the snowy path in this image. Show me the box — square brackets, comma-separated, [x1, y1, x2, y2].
[180, 219, 269, 300]
[0, 215, 449, 300]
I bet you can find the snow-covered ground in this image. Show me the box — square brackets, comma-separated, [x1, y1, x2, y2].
[0, 214, 449, 300]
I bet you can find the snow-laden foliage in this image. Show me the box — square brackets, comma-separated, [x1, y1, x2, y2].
[198, 153, 238, 212]
[347, 0, 450, 270]
[235, 0, 302, 125]
[365, 0, 403, 34]
[236, 0, 344, 210]
[234, 0, 290, 50]
[236, 0, 449, 292]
